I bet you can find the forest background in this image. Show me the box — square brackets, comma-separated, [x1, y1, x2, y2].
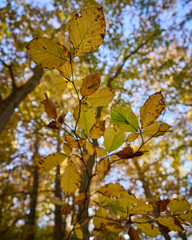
[0, 0, 192, 239]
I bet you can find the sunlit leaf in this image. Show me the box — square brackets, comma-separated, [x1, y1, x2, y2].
[134, 219, 159, 237]
[100, 196, 125, 214]
[126, 132, 139, 142]
[130, 202, 153, 214]
[111, 106, 138, 132]
[57, 60, 72, 79]
[90, 120, 105, 139]
[143, 121, 171, 137]
[179, 210, 192, 224]
[86, 87, 115, 107]
[119, 192, 137, 217]
[140, 91, 165, 128]
[168, 198, 191, 214]
[95, 146, 107, 157]
[85, 141, 95, 155]
[157, 216, 184, 231]
[26, 37, 70, 69]
[96, 157, 110, 180]
[50, 73, 68, 95]
[98, 183, 125, 198]
[61, 161, 80, 196]
[80, 72, 100, 97]
[63, 143, 72, 155]
[93, 207, 108, 229]
[104, 125, 126, 152]
[105, 222, 122, 232]
[75, 223, 83, 239]
[35, 152, 67, 171]
[69, 7, 106, 57]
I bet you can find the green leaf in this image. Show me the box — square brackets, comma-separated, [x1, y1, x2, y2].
[104, 125, 126, 152]
[111, 106, 138, 132]
[35, 152, 67, 171]
[86, 87, 115, 107]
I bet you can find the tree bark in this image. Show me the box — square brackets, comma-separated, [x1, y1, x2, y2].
[0, 66, 43, 134]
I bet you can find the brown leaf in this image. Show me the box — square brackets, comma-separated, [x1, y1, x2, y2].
[74, 192, 89, 205]
[128, 226, 141, 240]
[61, 204, 72, 215]
[115, 145, 134, 159]
[80, 72, 101, 97]
[58, 114, 65, 124]
[47, 120, 59, 130]
[156, 199, 170, 213]
[158, 223, 170, 235]
[41, 93, 58, 119]
[140, 91, 165, 128]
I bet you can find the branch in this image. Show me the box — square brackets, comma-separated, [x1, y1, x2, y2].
[0, 59, 16, 90]
[107, 32, 160, 88]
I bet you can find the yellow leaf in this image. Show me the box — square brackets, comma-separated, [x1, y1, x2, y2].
[105, 222, 122, 232]
[86, 87, 115, 107]
[143, 121, 171, 137]
[85, 141, 95, 155]
[140, 91, 165, 128]
[69, 7, 106, 57]
[104, 125, 126, 152]
[93, 207, 108, 229]
[126, 132, 139, 142]
[75, 223, 83, 239]
[57, 60, 72, 79]
[90, 120, 105, 139]
[35, 152, 67, 171]
[65, 134, 79, 149]
[96, 157, 110, 180]
[50, 73, 68, 95]
[63, 143, 72, 155]
[120, 192, 137, 217]
[130, 202, 153, 214]
[98, 183, 125, 198]
[26, 37, 70, 69]
[80, 72, 101, 97]
[134, 219, 159, 237]
[95, 146, 107, 157]
[61, 161, 80, 196]
[40, 93, 58, 119]
[49, 196, 65, 206]
[157, 216, 184, 231]
[168, 198, 191, 214]
[179, 210, 192, 224]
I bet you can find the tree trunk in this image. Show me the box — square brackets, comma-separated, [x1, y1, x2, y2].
[25, 139, 39, 240]
[0, 66, 43, 133]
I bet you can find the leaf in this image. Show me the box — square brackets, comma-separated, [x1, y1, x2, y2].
[40, 93, 58, 119]
[98, 183, 125, 198]
[126, 132, 139, 142]
[85, 141, 95, 155]
[134, 219, 159, 237]
[50, 73, 68, 95]
[90, 120, 105, 139]
[104, 125, 126, 152]
[26, 37, 70, 69]
[86, 87, 115, 107]
[100, 196, 125, 214]
[93, 207, 108, 229]
[115, 145, 134, 159]
[130, 202, 153, 214]
[156, 199, 170, 213]
[96, 157, 110, 180]
[75, 223, 83, 239]
[69, 7, 106, 57]
[120, 192, 137, 217]
[157, 216, 184, 231]
[35, 152, 67, 171]
[49, 196, 65, 206]
[57, 60, 72, 79]
[140, 91, 165, 128]
[128, 226, 141, 240]
[78, 107, 96, 135]
[61, 204, 72, 215]
[179, 210, 192, 224]
[111, 106, 139, 132]
[105, 222, 122, 232]
[168, 198, 191, 214]
[80, 72, 101, 97]
[65, 134, 79, 149]
[61, 161, 80, 196]
[63, 143, 72, 155]
[74, 192, 89, 205]
[95, 146, 107, 157]
[143, 121, 171, 137]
